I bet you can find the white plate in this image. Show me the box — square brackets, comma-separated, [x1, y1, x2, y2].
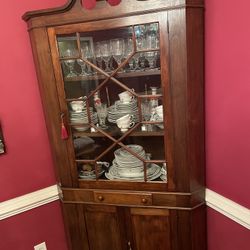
[105, 163, 162, 180]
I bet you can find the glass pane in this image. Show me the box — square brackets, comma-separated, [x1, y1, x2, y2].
[56, 22, 167, 183]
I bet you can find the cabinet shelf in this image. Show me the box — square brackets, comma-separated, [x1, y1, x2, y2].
[72, 125, 164, 137]
[64, 69, 161, 82]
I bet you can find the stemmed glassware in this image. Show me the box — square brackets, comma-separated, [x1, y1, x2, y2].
[110, 38, 124, 70]
[94, 42, 103, 69]
[145, 51, 156, 69]
[100, 41, 112, 72]
[145, 23, 159, 70]
[135, 25, 146, 51]
[145, 23, 159, 50]
[96, 103, 108, 129]
[64, 48, 77, 78]
[77, 49, 87, 76]
[134, 25, 147, 71]
[124, 37, 134, 71]
[82, 43, 94, 75]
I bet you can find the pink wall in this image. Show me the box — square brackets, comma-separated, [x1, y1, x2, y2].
[0, 0, 249, 249]
[205, 0, 250, 248]
[205, 0, 250, 209]
[0, 202, 68, 250]
[0, 1, 68, 250]
[0, 0, 67, 201]
[207, 208, 250, 250]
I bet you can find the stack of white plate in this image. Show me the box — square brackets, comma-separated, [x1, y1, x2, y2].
[108, 100, 139, 123]
[160, 163, 167, 181]
[105, 144, 162, 181]
[70, 107, 98, 131]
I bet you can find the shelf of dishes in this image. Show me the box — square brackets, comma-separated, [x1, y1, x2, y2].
[64, 68, 161, 81]
[68, 93, 164, 134]
[75, 144, 167, 182]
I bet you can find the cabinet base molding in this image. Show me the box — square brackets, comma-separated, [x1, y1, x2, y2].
[61, 187, 205, 210]
[1, 186, 249, 230]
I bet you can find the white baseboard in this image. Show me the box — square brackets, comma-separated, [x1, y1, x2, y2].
[0, 185, 59, 220]
[206, 189, 250, 230]
[0, 185, 249, 230]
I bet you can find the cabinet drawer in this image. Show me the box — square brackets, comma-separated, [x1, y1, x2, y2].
[93, 191, 152, 206]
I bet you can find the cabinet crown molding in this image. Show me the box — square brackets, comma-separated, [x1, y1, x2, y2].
[22, 0, 204, 22]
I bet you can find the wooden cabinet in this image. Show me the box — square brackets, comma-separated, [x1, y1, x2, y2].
[23, 0, 206, 249]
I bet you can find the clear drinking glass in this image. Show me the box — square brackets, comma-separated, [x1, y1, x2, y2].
[100, 41, 111, 72]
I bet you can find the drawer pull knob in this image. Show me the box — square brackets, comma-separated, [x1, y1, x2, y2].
[98, 196, 104, 201]
[141, 198, 147, 204]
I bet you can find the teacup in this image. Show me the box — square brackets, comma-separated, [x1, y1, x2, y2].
[116, 114, 135, 132]
[70, 100, 85, 112]
[118, 89, 135, 103]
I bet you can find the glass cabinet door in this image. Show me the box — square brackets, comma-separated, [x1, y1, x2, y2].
[55, 22, 167, 184]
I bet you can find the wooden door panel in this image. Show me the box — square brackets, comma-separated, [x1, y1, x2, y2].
[130, 208, 171, 250]
[84, 205, 124, 250]
[63, 204, 89, 250]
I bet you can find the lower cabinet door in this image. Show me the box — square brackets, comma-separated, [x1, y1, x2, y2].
[63, 203, 174, 250]
[129, 207, 172, 250]
[84, 204, 125, 250]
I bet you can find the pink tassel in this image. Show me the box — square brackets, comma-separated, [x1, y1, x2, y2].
[61, 113, 68, 140]
[82, 0, 96, 9]
[61, 122, 68, 140]
[107, 0, 121, 6]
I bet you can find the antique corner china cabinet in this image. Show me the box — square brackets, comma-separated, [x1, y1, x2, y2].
[23, 0, 206, 249]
